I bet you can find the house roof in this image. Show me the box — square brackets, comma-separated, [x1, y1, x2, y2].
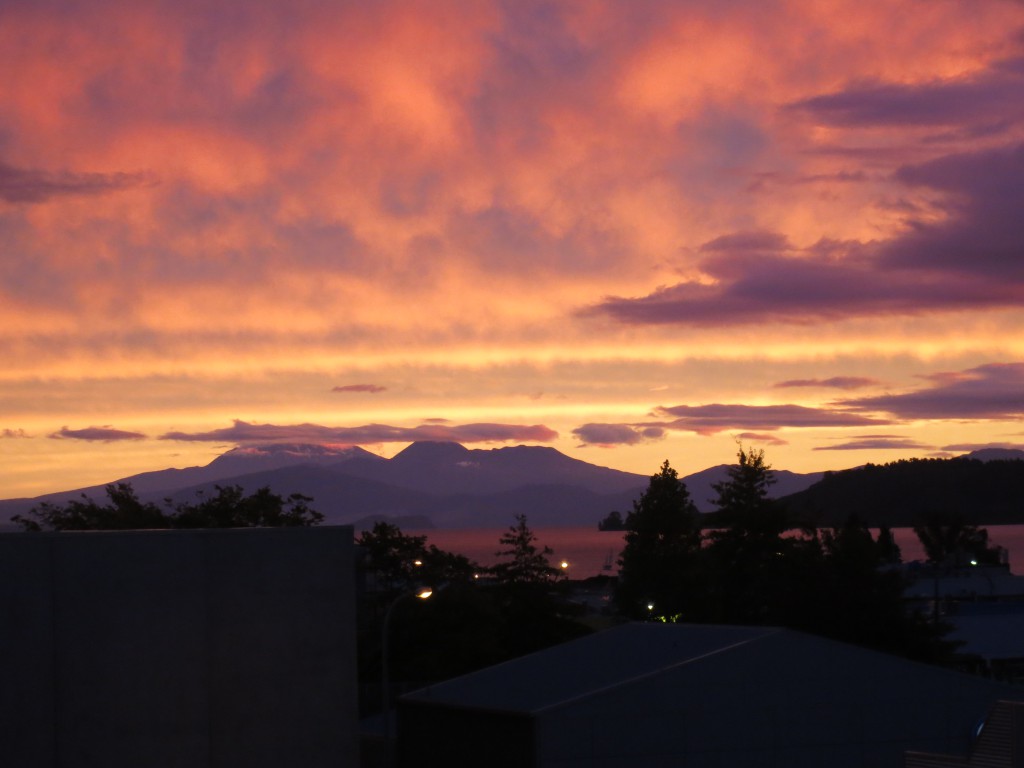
[949, 606, 1024, 660]
[903, 566, 1024, 600]
[401, 622, 1024, 718]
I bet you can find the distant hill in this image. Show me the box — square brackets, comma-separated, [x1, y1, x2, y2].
[0, 441, 652, 530]
[779, 453, 1024, 528]
[4, 442, 1012, 531]
[681, 464, 824, 513]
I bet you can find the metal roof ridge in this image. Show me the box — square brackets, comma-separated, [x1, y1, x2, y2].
[532, 626, 783, 715]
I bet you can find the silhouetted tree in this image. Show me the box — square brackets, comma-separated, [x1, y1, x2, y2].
[489, 514, 588, 657]
[396, 581, 508, 681]
[876, 525, 902, 564]
[597, 510, 626, 531]
[355, 519, 588, 707]
[801, 514, 955, 663]
[804, 516, 902, 643]
[706, 446, 805, 624]
[13, 483, 169, 531]
[356, 521, 477, 598]
[709, 446, 781, 536]
[615, 460, 704, 620]
[913, 510, 1003, 566]
[490, 513, 564, 586]
[12, 482, 323, 531]
[169, 485, 322, 528]
[355, 522, 484, 713]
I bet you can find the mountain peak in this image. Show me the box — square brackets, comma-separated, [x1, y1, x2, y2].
[965, 448, 1024, 462]
[391, 441, 471, 462]
[206, 443, 374, 473]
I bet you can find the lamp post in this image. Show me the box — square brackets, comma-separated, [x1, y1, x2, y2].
[381, 587, 432, 767]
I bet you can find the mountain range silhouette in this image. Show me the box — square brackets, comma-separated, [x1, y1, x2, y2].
[2, 442, 1020, 530]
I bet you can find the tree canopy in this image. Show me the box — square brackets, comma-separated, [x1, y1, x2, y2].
[615, 460, 703, 620]
[612, 448, 956, 664]
[490, 513, 564, 586]
[913, 510, 1004, 566]
[780, 456, 1024, 527]
[355, 516, 589, 706]
[356, 521, 477, 596]
[11, 482, 323, 531]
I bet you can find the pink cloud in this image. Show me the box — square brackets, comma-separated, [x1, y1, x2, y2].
[588, 207, 1024, 326]
[2, 0, 1024, 505]
[50, 425, 146, 441]
[586, 53, 1024, 330]
[814, 437, 932, 451]
[839, 362, 1024, 419]
[0, 161, 153, 204]
[735, 432, 788, 446]
[653, 404, 890, 435]
[789, 57, 1024, 132]
[332, 384, 387, 394]
[572, 423, 666, 447]
[774, 376, 880, 390]
[941, 442, 1024, 453]
[880, 144, 1024, 284]
[160, 418, 557, 444]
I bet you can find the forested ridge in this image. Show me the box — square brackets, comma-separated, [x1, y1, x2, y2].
[778, 457, 1024, 528]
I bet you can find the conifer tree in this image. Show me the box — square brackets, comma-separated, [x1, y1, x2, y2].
[616, 460, 703, 620]
[706, 446, 800, 624]
[490, 514, 563, 586]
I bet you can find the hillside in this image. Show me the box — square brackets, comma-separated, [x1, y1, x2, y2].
[779, 456, 1024, 528]
[9, 442, 1010, 531]
[0, 441, 652, 530]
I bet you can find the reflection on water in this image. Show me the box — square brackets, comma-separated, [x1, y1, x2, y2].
[414, 525, 1024, 580]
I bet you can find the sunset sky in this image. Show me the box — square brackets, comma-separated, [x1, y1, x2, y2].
[3, 0, 1024, 500]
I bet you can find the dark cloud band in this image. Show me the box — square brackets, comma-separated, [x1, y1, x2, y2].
[0, 161, 153, 204]
[839, 362, 1024, 419]
[160, 419, 557, 444]
[50, 426, 147, 441]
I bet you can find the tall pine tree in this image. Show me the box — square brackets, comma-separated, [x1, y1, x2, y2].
[616, 460, 704, 620]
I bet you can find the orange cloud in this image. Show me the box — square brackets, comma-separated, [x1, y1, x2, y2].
[2, 0, 1024, 498]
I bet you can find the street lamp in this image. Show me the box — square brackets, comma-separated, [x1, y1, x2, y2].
[381, 587, 432, 766]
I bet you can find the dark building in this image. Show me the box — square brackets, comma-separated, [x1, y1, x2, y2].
[0, 526, 359, 768]
[398, 623, 1024, 767]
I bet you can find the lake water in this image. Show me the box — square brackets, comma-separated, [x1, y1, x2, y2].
[413, 525, 1024, 579]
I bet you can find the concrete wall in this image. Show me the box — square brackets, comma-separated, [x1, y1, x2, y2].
[0, 526, 358, 768]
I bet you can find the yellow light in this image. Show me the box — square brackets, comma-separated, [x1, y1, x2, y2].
[560, 560, 569, 569]
[416, 588, 433, 600]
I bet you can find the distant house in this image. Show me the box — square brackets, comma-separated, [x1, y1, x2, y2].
[397, 623, 1024, 768]
[904, 563, 1024, 681]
